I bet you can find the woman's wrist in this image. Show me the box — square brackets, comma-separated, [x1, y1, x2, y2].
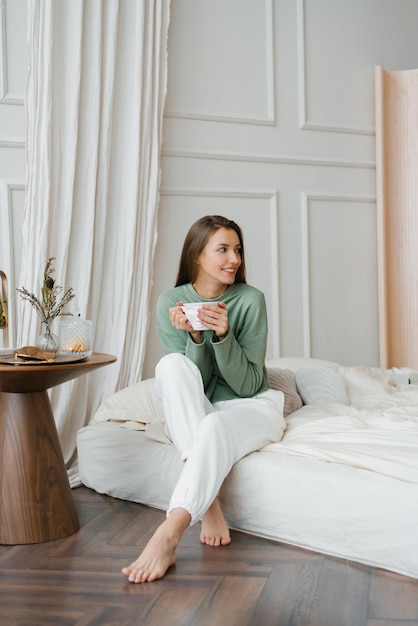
[189, 330, 203, 344]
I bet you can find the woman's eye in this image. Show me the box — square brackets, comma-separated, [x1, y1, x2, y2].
[217, 246, 241, 254]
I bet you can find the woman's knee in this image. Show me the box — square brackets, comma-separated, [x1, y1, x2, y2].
[158, 353, 204, 382]
[156, 353, 191, 377]
[155, 353, 204, 397]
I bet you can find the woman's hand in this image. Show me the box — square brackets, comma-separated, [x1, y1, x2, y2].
[199, 302, 229, 340]
[169, 301, 203, 343]
[168, 301, 229, 342]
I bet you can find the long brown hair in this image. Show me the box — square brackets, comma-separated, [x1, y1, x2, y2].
[175, 215, 247, 286]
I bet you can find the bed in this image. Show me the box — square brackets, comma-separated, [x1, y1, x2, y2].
[77, 357, 418, 580]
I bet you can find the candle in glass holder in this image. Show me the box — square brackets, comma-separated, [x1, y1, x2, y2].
[59, 317, 92, 357]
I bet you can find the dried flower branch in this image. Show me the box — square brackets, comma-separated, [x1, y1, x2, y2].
[17, 257, 76, 325]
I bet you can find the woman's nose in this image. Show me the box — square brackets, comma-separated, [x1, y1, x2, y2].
[229, 251, 240, 264]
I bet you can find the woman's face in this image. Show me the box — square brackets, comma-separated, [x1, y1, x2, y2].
[195, 227, 242, 291]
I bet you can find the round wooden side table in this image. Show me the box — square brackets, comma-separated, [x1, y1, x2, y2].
[0, 352, 116, 544]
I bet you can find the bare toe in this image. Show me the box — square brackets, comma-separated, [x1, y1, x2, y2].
[121, 509, 189, 583]
[200, 497, 231, 547]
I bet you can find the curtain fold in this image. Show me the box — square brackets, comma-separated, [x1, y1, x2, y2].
[21, 0, 170, 485]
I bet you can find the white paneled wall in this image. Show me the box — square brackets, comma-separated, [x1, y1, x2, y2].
[164, 0, 275, 124]
[1, 0, 417, 374]
[302, 194, 378, 365]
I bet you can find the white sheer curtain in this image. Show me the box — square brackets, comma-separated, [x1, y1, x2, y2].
[20, 0, 170, 485]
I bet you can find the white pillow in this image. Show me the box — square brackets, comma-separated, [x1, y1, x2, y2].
[93, 377, 164, 425]
[295, 366, 349, 405]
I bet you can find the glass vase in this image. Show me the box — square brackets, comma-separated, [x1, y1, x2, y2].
[36, 322, 59, 358]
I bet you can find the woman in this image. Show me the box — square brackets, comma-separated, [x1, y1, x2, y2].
[122, 215, 285, 583]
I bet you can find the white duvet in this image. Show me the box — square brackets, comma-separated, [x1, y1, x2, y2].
[265, 365, 418, 484]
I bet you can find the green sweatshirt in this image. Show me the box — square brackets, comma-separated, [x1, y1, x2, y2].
[156, 282, 269, 402]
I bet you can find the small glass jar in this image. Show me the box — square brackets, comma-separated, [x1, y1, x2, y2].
[59, 317, 92, 357]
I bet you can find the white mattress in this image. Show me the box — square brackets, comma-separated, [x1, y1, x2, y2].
[77, 358, 418, 579]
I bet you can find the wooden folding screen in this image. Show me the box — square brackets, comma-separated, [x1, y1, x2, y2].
[375, 66, 418, 369]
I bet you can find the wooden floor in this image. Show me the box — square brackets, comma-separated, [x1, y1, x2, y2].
[1, 487, 418, 626]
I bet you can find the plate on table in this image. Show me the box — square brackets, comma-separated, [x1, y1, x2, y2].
[0, 354, 89, 366]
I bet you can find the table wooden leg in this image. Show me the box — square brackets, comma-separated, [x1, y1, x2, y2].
[0, 391, 80, 544]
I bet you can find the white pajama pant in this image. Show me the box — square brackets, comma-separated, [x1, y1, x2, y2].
[154, 353, 285, 525]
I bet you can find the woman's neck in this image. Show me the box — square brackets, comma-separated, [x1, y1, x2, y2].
[192, 282, 228, 300]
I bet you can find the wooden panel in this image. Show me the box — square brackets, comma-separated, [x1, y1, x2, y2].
[376, 66, 418, 368]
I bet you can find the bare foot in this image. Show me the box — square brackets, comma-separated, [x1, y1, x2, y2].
[121, 508, 190, 583]
[200, 497, 231, 547]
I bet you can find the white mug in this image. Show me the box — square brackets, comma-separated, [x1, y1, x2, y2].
[181, 302, 211, 331]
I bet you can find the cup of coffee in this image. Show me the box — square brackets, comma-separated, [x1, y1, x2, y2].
[181, 302, 210, 330]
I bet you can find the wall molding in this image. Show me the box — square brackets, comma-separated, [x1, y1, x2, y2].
[163, 110, 276, 127]
[160, 187, 277, 199]
[297, 0, 374, 137]
[0, 1, 24, 106]
[164, 0, 276, 126]
[0, 179, 24, 347]
[160, 186, 281, 357]
[0, 95, 24, 106]
[161, 147, 375, 170]
[300, 192, 376, 357]
[0, 139, 25, 149]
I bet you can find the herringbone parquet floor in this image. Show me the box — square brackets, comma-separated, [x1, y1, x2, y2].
[1, 486, 418, 626]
